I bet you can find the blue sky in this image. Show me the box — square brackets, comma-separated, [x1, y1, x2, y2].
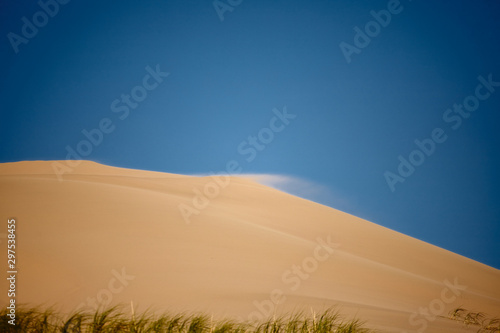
[1, 0, 499, 269]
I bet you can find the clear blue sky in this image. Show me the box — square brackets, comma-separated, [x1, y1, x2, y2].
[1, 0, 499, 269]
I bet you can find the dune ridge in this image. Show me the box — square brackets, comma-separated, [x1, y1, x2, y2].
[1, 160, 499, 332]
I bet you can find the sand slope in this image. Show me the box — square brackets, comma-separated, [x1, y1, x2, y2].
[1, 160, 499, 332]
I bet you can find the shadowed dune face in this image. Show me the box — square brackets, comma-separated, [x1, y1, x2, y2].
[1, 160, 499, 332]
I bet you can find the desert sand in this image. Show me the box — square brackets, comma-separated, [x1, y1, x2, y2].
[0, 160, 499, 332]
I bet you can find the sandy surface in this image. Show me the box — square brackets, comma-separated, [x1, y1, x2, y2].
[1, 160, 499, 332]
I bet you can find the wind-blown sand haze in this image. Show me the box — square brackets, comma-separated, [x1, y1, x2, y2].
[0, 160, 499, 332]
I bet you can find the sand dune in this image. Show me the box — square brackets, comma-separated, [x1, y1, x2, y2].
[1, 160, 499, 332]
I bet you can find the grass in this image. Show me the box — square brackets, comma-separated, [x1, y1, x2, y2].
[0, 306, 375, 333]
[449, 308, 500, 333]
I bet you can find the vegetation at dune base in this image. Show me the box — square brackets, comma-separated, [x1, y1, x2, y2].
[0, 305, 375, 333]
[449, 308, 500, 333]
